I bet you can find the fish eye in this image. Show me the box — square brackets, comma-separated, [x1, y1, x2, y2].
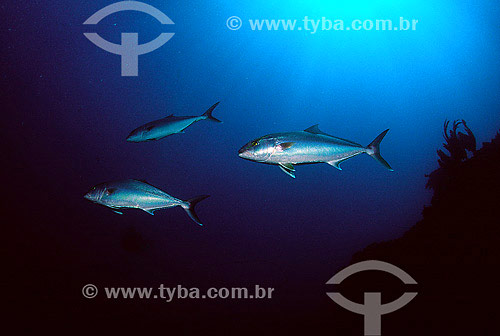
[251, 140, 260, 147]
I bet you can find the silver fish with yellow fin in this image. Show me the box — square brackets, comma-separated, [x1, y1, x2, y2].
[126, 102, 221, 142]
[84, 179, 209, 226]
[238, 125, 393, 178]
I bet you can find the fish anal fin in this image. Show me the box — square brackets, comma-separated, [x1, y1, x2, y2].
[142, 209, 155, 215]
[327, 160, 345, 170]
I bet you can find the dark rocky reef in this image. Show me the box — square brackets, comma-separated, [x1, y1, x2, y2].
[346, 128, 500, 335]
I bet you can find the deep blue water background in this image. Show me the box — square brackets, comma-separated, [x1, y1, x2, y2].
[3, 0, 500, 329]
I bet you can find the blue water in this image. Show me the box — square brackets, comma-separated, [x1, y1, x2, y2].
[3, 0, 500, 327]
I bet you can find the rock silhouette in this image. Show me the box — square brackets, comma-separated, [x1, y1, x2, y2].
[344, 128, 500, 335]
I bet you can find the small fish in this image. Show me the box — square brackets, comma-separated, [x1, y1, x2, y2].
[84, 179, 209, 226]
[126, 102, 222, 142]
[238, 124, 393, 178]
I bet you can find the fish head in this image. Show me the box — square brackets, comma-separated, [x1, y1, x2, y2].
[126, 126, 147, 142]
[84, 183, 107, 203]
[127, 122, 158, 142]
[238, 136, 276, 162]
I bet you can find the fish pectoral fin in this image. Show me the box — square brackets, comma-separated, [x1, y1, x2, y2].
[278, 142, 295, 151]
[327, 159, 346, 171]
[112, 210, 123, 215]
[278, 163, 296, 178]
[105, 188, 117, 196]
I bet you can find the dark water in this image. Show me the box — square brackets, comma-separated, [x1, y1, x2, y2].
[3, 0, 500, 333]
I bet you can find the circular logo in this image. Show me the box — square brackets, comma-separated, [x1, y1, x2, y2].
[226, 16, 242, 30]
[82, 284, 98, 299]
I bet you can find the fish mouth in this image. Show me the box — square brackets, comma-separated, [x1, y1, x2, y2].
[126, 135, 139, 142]
[238, 146, 247, 156]
[238, 146, 257, 161]
[238, 151, 255, 162]
[126, 129, 142, 142]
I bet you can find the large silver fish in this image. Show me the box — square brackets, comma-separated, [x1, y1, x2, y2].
[238, 125, 393, 178]
[126, 102, 221, 142]
[84, 179, 209, 226]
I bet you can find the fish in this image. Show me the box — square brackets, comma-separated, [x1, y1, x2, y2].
[238, 124, 393, 178]
[84, 179, 209, 226]
[126, 102, 221, 142]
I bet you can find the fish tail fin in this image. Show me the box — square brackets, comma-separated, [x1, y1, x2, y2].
[181, 195, 210, 226]
[202, 102, 222, 122]
[366, 129, 394, 171]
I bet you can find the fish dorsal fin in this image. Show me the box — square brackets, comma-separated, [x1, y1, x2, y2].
[132, 179, 170, 197]
[133, 179, 159, 189]
[137, 179, 163, 190]
[305, 125, 361, 146]
[304, 124, 331, 137]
